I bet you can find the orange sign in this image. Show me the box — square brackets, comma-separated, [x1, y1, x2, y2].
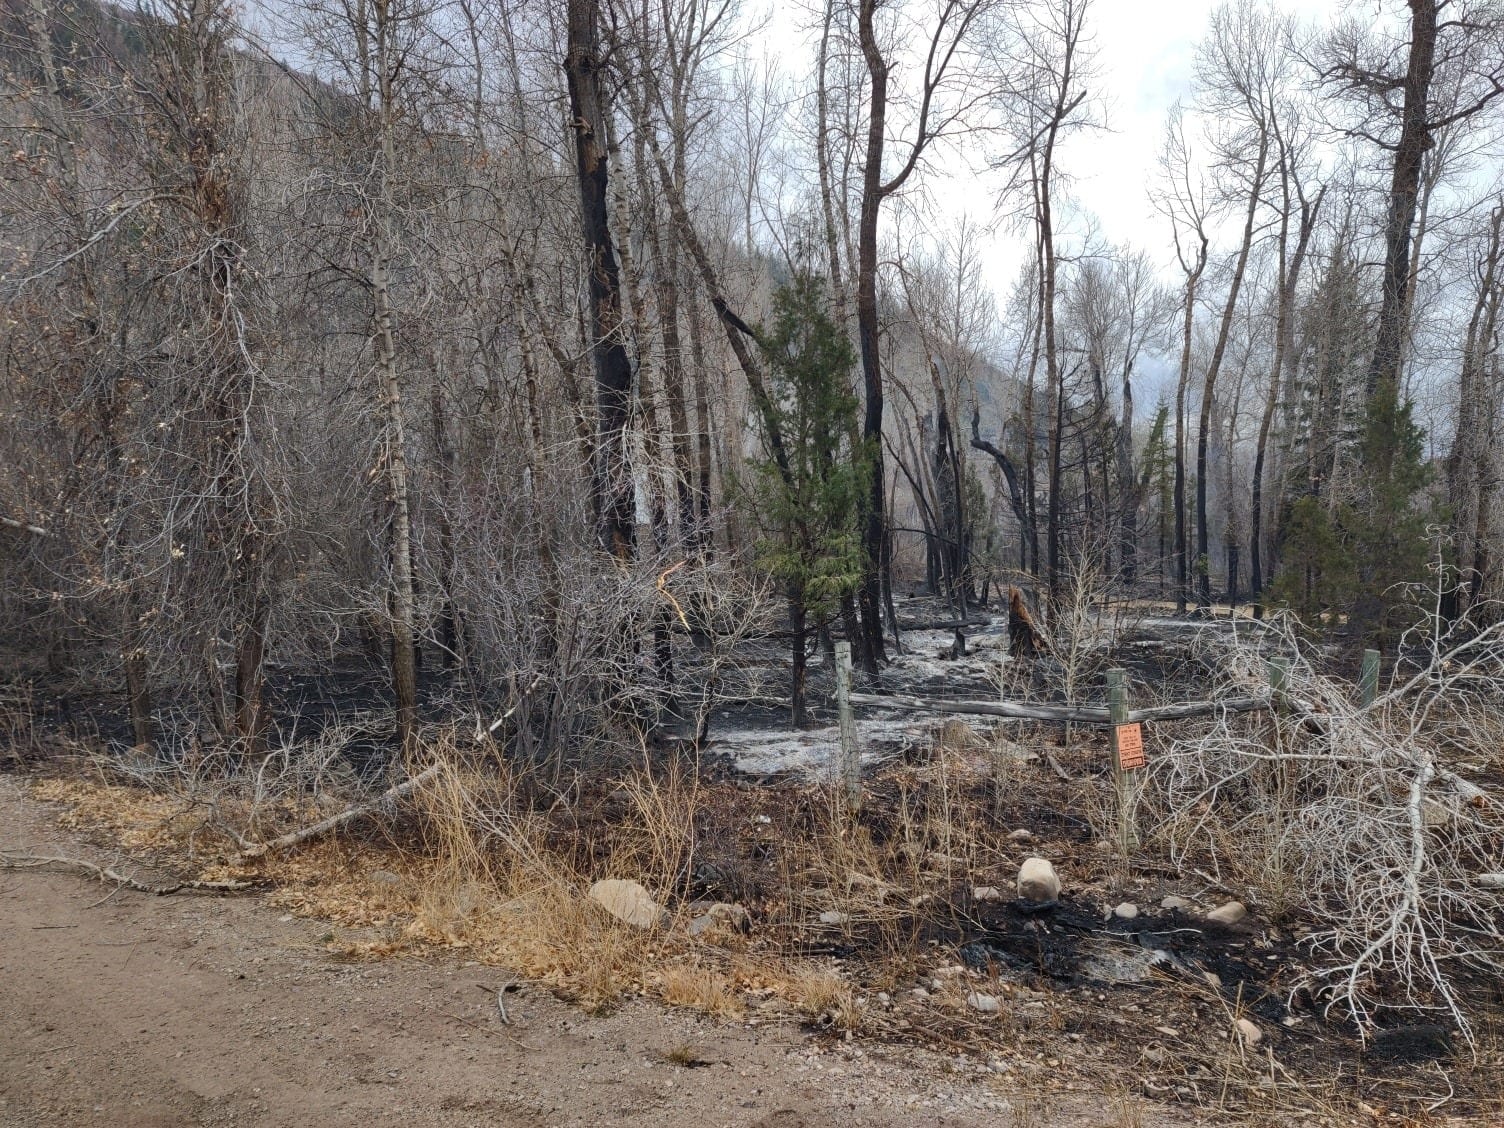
[1115, 723, 1145, 770]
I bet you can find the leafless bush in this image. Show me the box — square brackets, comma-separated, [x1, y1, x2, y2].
[1148, 572, 1504, 1046]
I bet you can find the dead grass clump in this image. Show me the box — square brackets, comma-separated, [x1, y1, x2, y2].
[483, 878, 656, 1011]
[656, 961, 743, 1017]
[788, 964, 862, 1031]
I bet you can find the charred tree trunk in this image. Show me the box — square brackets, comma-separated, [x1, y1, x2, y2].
[566, 0, 634, 563]
[855, 0, 891, 672]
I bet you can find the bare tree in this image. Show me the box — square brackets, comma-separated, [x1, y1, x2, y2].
[852, 0, 998, 668]
[1191, 0, 1279, 613]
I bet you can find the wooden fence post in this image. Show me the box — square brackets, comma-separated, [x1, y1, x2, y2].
[1359, 648, 1380, 707]
[1266, 657, 1289, 710]
[835, 641, 861, 814]
[1106, 668, 1139, 855]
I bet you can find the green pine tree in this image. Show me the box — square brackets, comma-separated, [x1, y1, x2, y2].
[740, 273, 869, 726]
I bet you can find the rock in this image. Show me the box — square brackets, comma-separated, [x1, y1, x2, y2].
[687, 902, 750, 937]
[1421, 798, 1453, 828]
[966, 992, 1001, 1013]
[369, 869, 401, 886]
[1007, 828, 1036, 843]
[1113, 902, 1139, 920]
[1205, 900, 1247, 926]
[971, 886, 1004, 903]
[1234, 1018, 1262, 1047]
[587, 879, 665, 928]
[1202, 971, 1223, 989]
[1476, 873, 1504, 889]
[1160, 895, 1192, 911]
[1016, 857, 1060, 905]
[818, 910, 851, 925]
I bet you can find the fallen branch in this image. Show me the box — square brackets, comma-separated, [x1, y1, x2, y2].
[0, 851, 253, 895]
[237, 761, 442, 858]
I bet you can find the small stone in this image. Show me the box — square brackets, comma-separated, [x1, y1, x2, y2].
[1476, 873, 1504, 889]
[587, 879, 665, 929]
[818, 910, 851, 925]
[688, 902, 750, 937]
[1203, 971, 1223, 989]
[1234, 1018, 1262, 1046]
[966, 992, 1001, 1013]
[1007, 828, 1036, 843]
[972, 886, 1003, 903]
[1205, 900, 1247, 926]
[1016, 857, 1061, 905]
[369, 869, 401, 886]
[1113, 902, 1139, 919]
[1160, 895, 1192, 911]
[910, 987, 931, 1000]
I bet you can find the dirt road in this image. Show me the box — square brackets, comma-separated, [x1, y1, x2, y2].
[0, 777, 1117, 1128]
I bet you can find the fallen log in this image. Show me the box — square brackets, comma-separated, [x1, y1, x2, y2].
[848, 691, 1110, 724]
[238, 761, 442, 858]
[846, 691, 1271, 726]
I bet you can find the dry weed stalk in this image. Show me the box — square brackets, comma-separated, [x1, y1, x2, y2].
[1150, 572, 1504, 1046]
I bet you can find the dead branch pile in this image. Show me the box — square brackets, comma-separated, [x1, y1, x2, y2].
[1149, 601, 1504, 1046]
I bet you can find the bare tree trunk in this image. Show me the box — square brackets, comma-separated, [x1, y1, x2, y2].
[1195, 132, 1267, 612]
[854, 0, 892, 671]
[790, 584, 808, 727]
[566, 0, 635, 562]
[1362, 0, 1438, 403]
[372, 0, 418, 752]
[1251, 184, 1322, 617]
[1447, 204, 1504, 619]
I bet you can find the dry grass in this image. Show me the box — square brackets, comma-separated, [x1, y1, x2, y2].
[657, 962, 743, 1017]
[787, 963, 862, 1031]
